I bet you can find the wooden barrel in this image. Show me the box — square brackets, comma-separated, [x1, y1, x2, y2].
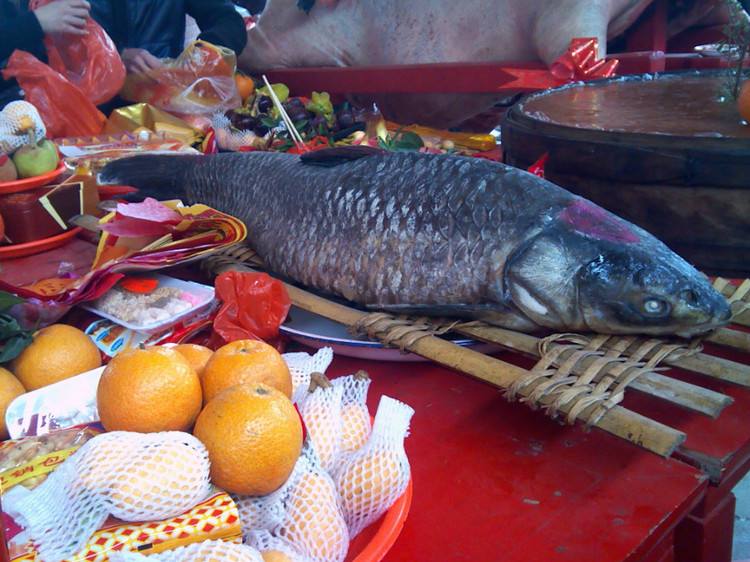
[502, 70, 750, 277]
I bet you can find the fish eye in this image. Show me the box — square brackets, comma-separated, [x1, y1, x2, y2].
[643, 298, 670, 316]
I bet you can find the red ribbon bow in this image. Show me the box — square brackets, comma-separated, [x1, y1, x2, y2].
[551, 38, 619, 81]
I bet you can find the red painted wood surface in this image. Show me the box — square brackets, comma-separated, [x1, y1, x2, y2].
[322, 352, 708, 562]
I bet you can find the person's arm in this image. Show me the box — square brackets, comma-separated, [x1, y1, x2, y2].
[186, 0, 248, 54]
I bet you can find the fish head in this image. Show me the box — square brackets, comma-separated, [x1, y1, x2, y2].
[502, 198, 731, 337]
[576, 248, 732, 337]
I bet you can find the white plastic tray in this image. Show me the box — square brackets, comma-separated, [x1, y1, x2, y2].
[82, 274, 216, 334]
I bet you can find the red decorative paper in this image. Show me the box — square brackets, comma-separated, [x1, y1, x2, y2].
[550, 38, 619, 82]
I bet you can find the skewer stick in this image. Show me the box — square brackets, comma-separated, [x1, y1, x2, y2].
[262, 75, 305, 149]
[455, 324, 732, 418]
[203, 258, 686, 457]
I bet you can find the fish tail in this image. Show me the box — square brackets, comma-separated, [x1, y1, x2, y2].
[98, 154, 200, 202]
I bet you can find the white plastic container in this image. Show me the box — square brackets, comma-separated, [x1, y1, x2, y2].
[82, 274, 216, 334]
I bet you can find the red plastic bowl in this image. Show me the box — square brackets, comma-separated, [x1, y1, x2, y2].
[0, 162, 66, 195]
[347, 479, 412, 561]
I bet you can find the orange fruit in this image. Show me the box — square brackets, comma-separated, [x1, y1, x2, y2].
[12, 324, 101, 391]
[96, 347, 202, 433]
[235, 73, 255, 102]
[173, 344, 213, 379]
[262, 552, 292, 562]
[340, 402, 371, 453]
[193, 383, 302, 495]
[0, 367, 24, 439]
[739, 80, 750, 122]
[201, 339, 292, 402]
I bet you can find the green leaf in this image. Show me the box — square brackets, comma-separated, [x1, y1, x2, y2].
[261, 116, 280, 128]
[0, 291, 23, 313]
[0, 332, 32, 363]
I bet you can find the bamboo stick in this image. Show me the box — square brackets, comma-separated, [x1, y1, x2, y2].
[454, 322, 750, 387]
[705, 328, 750, 355]
[716, 280, 750, 328]
[206, 260, 686, 457]
[456, 325, 732, 418]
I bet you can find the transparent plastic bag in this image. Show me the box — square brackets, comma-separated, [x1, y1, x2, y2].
[335, 396, 413, 538]
[4, 431, 211, 562]
[30, 0, 126, 105]
[120, 41, 241, 115]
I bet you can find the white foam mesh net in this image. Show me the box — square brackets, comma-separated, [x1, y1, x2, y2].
[247, 530, 309, 562]
[283, 347, 334, 405]
[335, 396, 413, 539]
[211, 113, 260, 152]
[276, 447, 349, 562]
[299, 377, 343, 474]
[6, 431, 211, 562]
[331, 373, 372, 460]
[233, 478, 289, 534]
[0, 101, 46, 153]
[108, 540, 264, 562]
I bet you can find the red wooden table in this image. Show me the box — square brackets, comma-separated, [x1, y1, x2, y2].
[623, 341, 750, 562]
[321, 351, 709, 562]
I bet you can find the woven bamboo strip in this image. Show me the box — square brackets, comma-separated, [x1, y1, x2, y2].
[714, 278, 750, 328]
[455, 325, 732, 418]
[705, 328, 750, 354]
[203, 257, 685, 457]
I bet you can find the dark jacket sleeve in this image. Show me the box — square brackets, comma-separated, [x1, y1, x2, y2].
[186, 0, 248, 55]
[0, 10, 44, 62]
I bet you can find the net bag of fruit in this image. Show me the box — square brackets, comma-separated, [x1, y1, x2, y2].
[120, 41, 241, 116]
[284, 347, 334, 406]
[236, 446, 349, 562]
[335, 396, 413, 538]
[108, 540, 264, 561]
[3, 431, 211, 562]
[248, 530, 309, 562]
[331, 371, 372, 465]
[299, 373, 344, 474]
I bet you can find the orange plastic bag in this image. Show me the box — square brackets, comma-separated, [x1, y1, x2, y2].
[120, 41, 241, 116]
[3, 50, 106, 138]
[213, 271, 291, 343]
[31, 0, 126, 105]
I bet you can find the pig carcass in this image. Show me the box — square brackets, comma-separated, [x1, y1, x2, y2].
[238, 0, 735, 128]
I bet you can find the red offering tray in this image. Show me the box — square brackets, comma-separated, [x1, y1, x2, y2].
[0, 227, 82, 260]
[0, 162, 66, 195]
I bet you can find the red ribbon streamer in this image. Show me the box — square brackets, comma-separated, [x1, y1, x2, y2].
[551, 37, 619, 81]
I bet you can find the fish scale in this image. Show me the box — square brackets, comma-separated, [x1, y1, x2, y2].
[99, 149, 732, 335]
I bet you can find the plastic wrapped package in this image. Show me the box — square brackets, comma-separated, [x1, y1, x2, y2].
[107, 540, 263, 562]
[120, 41, 241, 116]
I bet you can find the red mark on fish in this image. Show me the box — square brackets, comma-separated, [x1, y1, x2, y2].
[560, 199, 640, 244]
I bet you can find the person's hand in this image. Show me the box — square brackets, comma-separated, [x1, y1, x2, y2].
[33, 0, 90, 36]
[121, 48, 164, 75]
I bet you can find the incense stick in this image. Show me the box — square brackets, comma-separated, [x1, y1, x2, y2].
[261, 75, 305, 149]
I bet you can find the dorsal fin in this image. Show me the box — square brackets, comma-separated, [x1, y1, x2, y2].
[300, 146, 385, 167]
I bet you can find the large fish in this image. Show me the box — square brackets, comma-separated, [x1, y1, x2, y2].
[99, 148, 731, 337]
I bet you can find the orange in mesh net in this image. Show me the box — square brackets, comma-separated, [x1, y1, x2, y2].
[335, 396, 413, 538]
[108, 539, 263, 561]
[331, 371, 372, 460]
[6, 431, 211, 561]
[299, 373, 343, 474]
[277, 450, 349, 562]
